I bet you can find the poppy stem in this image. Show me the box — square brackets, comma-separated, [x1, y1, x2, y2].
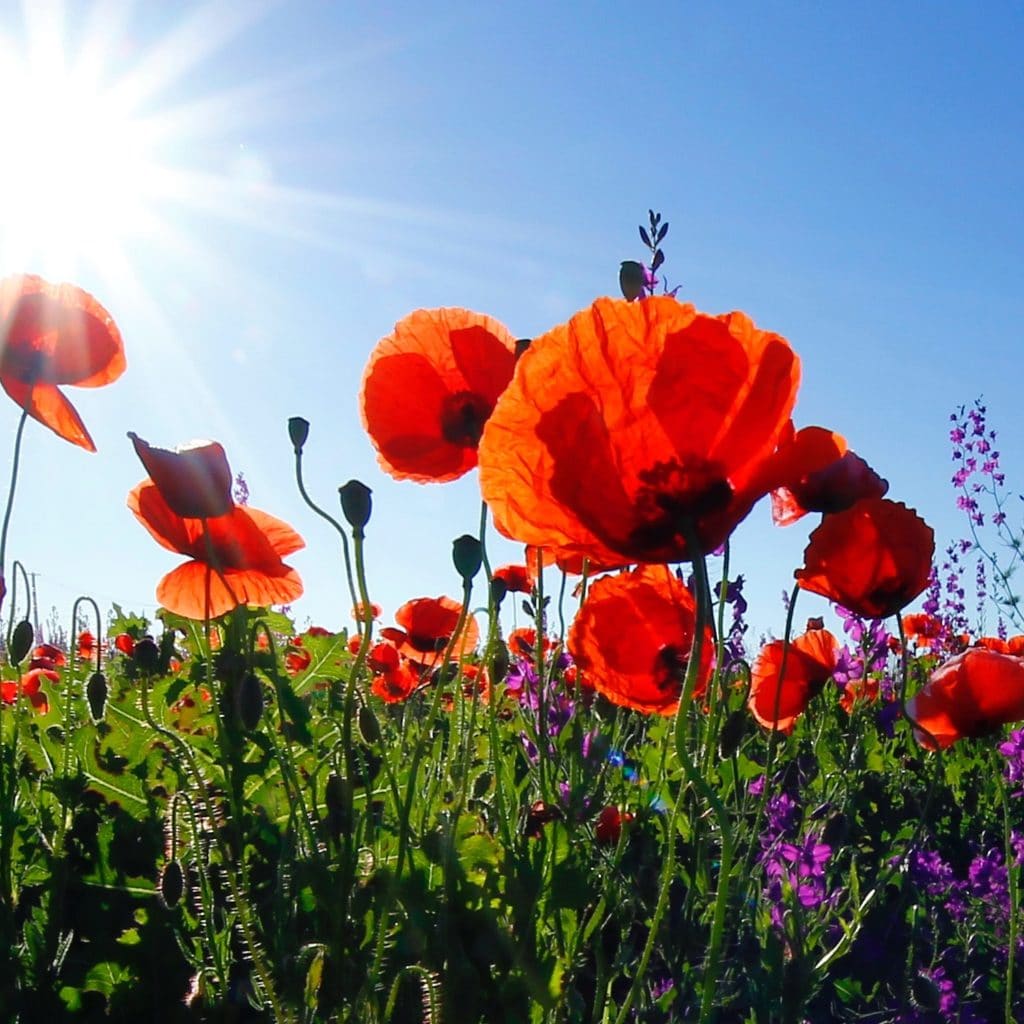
[0, 409, 28, 618]
[292, 448, 359, 622]
[999, 762, 1019, 1024]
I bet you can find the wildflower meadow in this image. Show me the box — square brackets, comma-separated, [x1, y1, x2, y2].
[0, 217, 1022, 1024]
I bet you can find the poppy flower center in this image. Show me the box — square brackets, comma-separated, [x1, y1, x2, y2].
[629, 457, 732, 550]
[439, 390, 492, 448]
[407, 632, 450, 655]
[652, 643, 689, 694]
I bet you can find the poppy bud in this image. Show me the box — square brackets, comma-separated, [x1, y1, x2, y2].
[339, 480, 372, 532]
[718, 710, 748, 759]
[325, 774, 354, 838]
[288, 416, 310, 454]
[490, 577, 508, 607]
[515, 338, 532, 360]
[87, 671, 108, 721]
[159, 859, 185, 908]
[9, 620, 34, 664]
[619, 261, 645, 301]
[472, 771, 492, 800]
[133, 636, 160, 674]
[235, 672, 264, 731]
[488, 641, 509, 684]
[452, 535, 482, 582]
[357, 703, 381, 744]
[910, 973, 942, 1012]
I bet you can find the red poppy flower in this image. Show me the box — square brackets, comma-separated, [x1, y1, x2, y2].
[568, 564, 714, 715]
[1, 667, 57, 713]
[524, 545, 623, 578]
[77, 630, 97, 659]
[352, 601, 382, 623]
[360, 307, 517, 483]
[285, 646, 312, 675]
[749, 626, 839, 732]
[114, 633, 136, 656]
[440, 664, 489, 712]
[906, 648, 1024, 748]
[380, 596, 479, 668]
[370, 650, 421, 703]
[32, 643, 66, 668]
[771, 451, 888, 527]
[127, 481, 304, 620]
[902, 613, 946, 653]
[795, 498, 934, 619]
[128, 433, 234, 519]
[507, 627, 553, 660]
[838, 675, 879, 714]
[0, 275, 125, 451]
[479, 297, 844, 564]
[493, 564, 533, 594]
[595, 806, 629, 845]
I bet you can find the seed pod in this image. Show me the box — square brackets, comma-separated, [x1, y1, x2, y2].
[911, 973, 941, 1012]
[472, 771, 492, 800]
[489, 642, 509, 684]
[86, 671, 108, 721]
[159, 859, 185, 908]
[718, 710, 748, 759]
[235, 672, 264, 731]
[325, 774, 354, 838]
[9, 620, 34, 664]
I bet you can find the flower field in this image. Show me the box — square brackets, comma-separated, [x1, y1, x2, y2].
[0, 220, 1022, 1023]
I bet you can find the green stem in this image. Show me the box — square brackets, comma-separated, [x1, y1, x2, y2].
[0, 410, 29, 603]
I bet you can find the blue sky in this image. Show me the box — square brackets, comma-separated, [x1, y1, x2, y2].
[0, 1, 1021, 641]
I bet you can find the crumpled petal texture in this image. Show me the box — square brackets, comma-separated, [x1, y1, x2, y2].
[906, 648, 1024, 749]
[749, 627, 839, 732]
[360, 307, 516, 482]
[480, 296, 841, 564]
[0, 275, 125, 450]
[128, 482, 304, 619]
[568, 564, 714, 715]
[795, 498, 934, 619]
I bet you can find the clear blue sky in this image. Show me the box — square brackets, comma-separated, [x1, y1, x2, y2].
[1, 1, 1021, 641]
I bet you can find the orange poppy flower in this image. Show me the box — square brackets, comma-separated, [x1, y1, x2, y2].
[128, 433, 233, 519]
[567, 564, 714, 716]
[479, 297, 844, 564]
[771, 451, 888, 527]
[507, 627, 553, 659]
[284, 645, 312, 675]
[838, 675, 880, 714]
[0, 275, 125, 451]
[902, 613, 946, 652]
[77, 630, 97, 659]
[749, 625, 839, 731]
[975, 636, 1009, 654]
[493, 564, 533, 594]
[352, 601, 382, 623]
[1, 667, 57, 713]
[795, 498, 934, 619]
[380, 596, 479, 667]
[127, 481, 304, 620]
[906, 648, 1024, 748]
[360, 307, 517, 483]
[31, 643, 66, 668]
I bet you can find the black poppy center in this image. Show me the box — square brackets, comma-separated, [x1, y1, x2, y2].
[652, 644, 689, 694]
[440, 390, 492, 448]
[629, 457, 732, 552]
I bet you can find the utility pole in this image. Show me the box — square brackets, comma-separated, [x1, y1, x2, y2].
[28, 572, 41, 642]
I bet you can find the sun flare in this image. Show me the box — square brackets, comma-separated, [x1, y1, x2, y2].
[0, 29, 167, 278]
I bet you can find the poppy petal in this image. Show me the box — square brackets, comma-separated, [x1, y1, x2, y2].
[129, 434, 234, 519]
[156, 560, 304, 620]
[0, 376, 96, 451]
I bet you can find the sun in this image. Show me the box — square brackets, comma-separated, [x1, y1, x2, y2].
[0, 19, 169, 279]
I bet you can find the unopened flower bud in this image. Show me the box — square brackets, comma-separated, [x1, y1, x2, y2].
[9, 620, 34, 664]
[288, 417, 310, 454]
[452, 535, 482, 582]
[235, 672, 264, 731]
[339, 480, 372, 532]
[87, 671, 108, 721]
[619, 261, 645, 301]
[133, 636, 160, 674]
[159, 859, 185, 908]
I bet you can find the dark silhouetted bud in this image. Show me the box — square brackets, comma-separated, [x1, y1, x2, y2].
[452, 535, 482, 581]
[357, 703, 381, 744]
[339, 480, 372, 532]
[911, 974, 942, 1012]
[619, 260, 645, 301]
[235, 672, 264, 731]
[288, 417, 310, 454]
[325, 774, 354, 838]
[87, 671, 108, 721]
[718, 710, 748, 759]
[490, 577, 508, 606]
[159, 859, 185, 908]
[9, 620, 34, 664]
[489, 641, 509, 684]
[515, 338, 532, 361]
[134, 636, 160, 674]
